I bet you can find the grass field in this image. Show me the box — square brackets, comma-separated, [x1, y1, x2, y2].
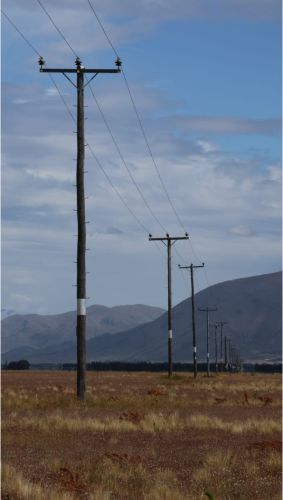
[1, 371, 282, 499]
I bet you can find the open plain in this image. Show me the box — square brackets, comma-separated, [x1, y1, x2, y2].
[1, 371, 282, 499]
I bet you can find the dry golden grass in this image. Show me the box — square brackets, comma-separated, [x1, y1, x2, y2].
[2, 371, 281, 415]
[265, 450, 282, 470]
[190, 447, 281, 500]
[2, 463, 74, 500]
[3, 410, 281, 436]
[2, 460, 186, 500]
[83, 458, 186, 500]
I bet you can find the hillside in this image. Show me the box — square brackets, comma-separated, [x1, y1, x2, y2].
[2, 272, 281, 363]
[1, 304, 165, 357]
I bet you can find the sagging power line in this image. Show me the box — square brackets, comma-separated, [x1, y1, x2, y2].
[87, 83, 168, 234]
[86, 0, 188, 234]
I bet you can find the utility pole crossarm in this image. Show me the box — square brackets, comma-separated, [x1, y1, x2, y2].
[178, 263, 205, 270]
[40, 68, 120, 74]
[149, 233, 189, 242]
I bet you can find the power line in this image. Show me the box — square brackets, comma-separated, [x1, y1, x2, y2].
[86, 143, 149, 234]
[36, 0, 78, 58]
[85, 0, 188, 233]
[1, 9, 42, 57]
[84, 1, 213, 284]
[87, 0, 119, 58]
[2, 10, 76, 126]
[87, 82, 167, 233]
[48, 73, 76, 123]
[86, 143, 166, 260]
[121, 70, 187, 232]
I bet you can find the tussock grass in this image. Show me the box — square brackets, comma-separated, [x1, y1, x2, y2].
[190, 448, 281, 499]
[265, 450, 282, 470]
[85, 458, 185, 499]
[4, 410, 281, 436]
[3, 372, 281, 412]
[2, 463, 74, 500]
[186, 414, 281, 435]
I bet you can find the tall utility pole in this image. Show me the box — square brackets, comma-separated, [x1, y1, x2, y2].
[149, 233, 189, 377]
[39, 56, 121, 400]
[216, 321, 227, 372]
[178, 263, 204, 378]
[198, 307, 217, 377]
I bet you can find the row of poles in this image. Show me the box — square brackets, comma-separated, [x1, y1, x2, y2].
[149, 236, 241, 379]
[39, 56, 241, 400]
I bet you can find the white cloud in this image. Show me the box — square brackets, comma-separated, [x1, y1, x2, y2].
[230, 225, 256, 237]
[170, 116, 281, 136]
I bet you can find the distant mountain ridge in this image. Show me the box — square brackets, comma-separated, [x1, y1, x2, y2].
[1, 304, 165, 358]
[1, 272, 282, 363]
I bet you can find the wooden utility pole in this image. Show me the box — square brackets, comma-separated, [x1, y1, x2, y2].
[216, 321, 227, 372]
[149, 233, 189, 377]
[198, 307, 217, 377]
[212, 324, 218, 373]
[227, 338, 232, 372]
[39, 56, 121, 399]
[224, 335, 228, 371]
[178, 263, 204, 378]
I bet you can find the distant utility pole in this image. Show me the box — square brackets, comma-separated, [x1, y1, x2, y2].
[216, 321, 227, 372]
[198, 307, 217, 377]
[178, 263, 204, 378]
[228, 338, 232, 372]
[212, 324, 218, 373]
[231, 346, 237, 371]
[149, 233, 189, 377]
[224, 336, 229, 371]
[39, 56, 121, 400]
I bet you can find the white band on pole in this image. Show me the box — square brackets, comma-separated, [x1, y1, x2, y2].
[193, 346, 197, 353]
[168, 330, 172, 339]
[77, 298, 86, 316]
[207, 353, 210, 359]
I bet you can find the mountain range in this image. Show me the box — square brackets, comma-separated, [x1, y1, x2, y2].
[1, 304, 164, 362]
[1, 271, 282, 363]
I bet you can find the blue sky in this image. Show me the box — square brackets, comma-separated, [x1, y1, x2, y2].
[1, 0, 282, 316]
